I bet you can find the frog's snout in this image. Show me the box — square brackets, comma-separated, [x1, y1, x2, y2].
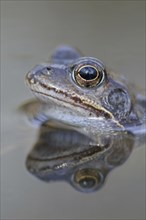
[26, 64, 51, 86]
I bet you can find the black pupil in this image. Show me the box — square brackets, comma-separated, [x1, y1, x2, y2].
[79, 66, 97, 80]
[79, 178, 96, 189]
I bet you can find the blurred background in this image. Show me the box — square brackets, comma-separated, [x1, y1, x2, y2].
[1, 1, 145, 219]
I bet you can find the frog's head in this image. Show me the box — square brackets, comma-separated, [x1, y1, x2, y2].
[26, 46, 139, 128]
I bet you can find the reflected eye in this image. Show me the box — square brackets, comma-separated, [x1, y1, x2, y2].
[71, 168, 104, 192]
[73, 64, 105, 88]
[78, 176, 97, 189]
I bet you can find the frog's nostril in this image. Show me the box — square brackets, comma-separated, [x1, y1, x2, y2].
[39, 67, 51, 76]
[27, 65, 51, 79]
[46, 67, 51, 71]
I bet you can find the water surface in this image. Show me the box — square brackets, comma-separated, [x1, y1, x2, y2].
[1, 1, 145, 219]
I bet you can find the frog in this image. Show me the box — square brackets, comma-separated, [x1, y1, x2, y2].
[22, 45, 146, 149]
[21, 45, 145, 192]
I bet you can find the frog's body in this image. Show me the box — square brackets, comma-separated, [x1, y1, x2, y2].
[22, 46, 145, 192]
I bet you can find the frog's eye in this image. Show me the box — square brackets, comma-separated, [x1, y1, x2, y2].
[71, 168, 104, 192]
[73, 64, 105, 88]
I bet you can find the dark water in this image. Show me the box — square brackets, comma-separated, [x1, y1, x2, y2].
[1, 1, 145, 219]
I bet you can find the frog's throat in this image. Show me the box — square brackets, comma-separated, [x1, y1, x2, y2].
[30, 82, 123, 129]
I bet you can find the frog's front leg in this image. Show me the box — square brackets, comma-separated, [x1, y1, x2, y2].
[20, 100, 120, 148]
[19, 99, 83, 130]
[19, 99, 51, 127]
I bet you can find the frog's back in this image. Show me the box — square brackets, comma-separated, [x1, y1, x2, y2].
[50, 45, 82, 64]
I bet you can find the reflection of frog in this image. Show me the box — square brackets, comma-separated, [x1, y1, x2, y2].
[21, 45, 145, 192]
[26, 125, 134, 193]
